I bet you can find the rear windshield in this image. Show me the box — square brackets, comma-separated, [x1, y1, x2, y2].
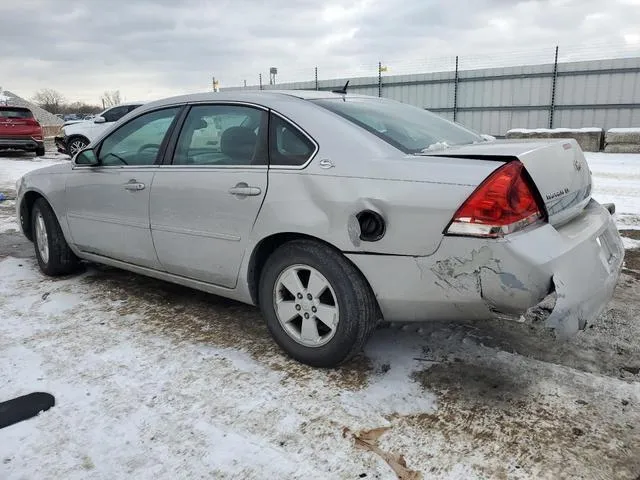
[311, 97, 483, 154]
[0, 108, 34, 119]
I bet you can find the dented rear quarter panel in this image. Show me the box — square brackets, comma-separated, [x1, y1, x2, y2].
[253, 155, 501, 257]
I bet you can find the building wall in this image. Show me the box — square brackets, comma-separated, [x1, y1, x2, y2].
[222, 57, 640, 136]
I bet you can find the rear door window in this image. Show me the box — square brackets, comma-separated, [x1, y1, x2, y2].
[268, 114, 316, 167]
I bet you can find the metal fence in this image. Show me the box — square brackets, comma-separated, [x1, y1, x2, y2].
[222, 51, 640, 136]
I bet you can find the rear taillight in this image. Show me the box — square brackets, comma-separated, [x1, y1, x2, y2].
[445, 161, 544, 238]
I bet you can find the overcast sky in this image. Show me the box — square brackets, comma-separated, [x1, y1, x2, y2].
[1, 0, 639, 106]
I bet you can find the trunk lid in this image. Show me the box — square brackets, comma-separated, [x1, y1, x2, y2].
[424, 139, 592, 226]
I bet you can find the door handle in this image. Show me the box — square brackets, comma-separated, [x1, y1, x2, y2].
[228, 182, 262, 197]
[123, 179, 145, 191]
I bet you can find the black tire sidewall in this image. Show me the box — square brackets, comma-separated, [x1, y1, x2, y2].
[259, 241, 373, 368]
[31, 199, 78, 276]
[31, 201, 53, 274]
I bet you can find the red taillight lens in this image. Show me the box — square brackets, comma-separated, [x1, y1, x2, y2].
[445, 161, 544, 238]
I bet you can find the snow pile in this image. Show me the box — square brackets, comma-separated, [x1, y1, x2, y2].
[608, 128, 640, 133]
[421, 141, 450, 152]
[508, 127, 602, 133]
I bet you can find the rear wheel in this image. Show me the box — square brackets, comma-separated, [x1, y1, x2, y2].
[258, 240, 379, 368]
[67, 136, 89, 157]
[35, 146, 45, 157]
[32, 198, 80, 276]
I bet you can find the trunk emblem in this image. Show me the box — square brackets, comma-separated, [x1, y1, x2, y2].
[573, 158, 582, 171]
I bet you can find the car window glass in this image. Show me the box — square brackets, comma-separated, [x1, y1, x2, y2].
[102, 106, 129, 123]
[98, 107, 180, 166]
[0, 109, 33, 119]
[269, 115, 315, 166]
[173, 105, 267, 166]
[311, 98, 483, 154]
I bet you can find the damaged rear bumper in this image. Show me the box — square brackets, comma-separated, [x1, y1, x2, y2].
[54, 135, 68, 155]
[346, 200, 624, 336]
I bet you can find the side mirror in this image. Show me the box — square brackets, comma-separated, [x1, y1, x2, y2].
[94, 116, 106, 124]
[74, 148, 99, 166]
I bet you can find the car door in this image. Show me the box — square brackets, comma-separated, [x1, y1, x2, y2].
[65, 106, 182, 268]
[149, 103, 269, 288]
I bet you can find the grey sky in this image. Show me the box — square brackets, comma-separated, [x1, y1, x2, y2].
[1, 0, 639, 105]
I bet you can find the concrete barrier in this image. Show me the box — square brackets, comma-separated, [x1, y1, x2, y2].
[506, 128, 603, 152]
[604, 128, 640, 153]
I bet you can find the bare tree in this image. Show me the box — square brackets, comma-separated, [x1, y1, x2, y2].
[32, 89, 66, 113]
[101, 90, 122, 108]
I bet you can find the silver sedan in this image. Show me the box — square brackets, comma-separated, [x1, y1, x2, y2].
[16, 90, 624, 367]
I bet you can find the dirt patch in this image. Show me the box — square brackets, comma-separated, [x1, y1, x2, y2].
[624, 249, 640, 280]
[81, 265, 373, 390]
[407, 360, 640, 479]
[620, 230, 640, 241]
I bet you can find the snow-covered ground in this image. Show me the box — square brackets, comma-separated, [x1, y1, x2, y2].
[0, 150, 639, 479]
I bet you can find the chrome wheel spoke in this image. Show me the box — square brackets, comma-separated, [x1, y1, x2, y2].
[307, 271, 329, 298]
[314, 304, 338, 330]
[300, 316, 320, 343]
[275, 300, 299, 324]
[279, 268, 304, 297]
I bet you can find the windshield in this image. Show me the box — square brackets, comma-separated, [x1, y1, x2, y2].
[311, 97, 483, 154]
[0, 108, 33, 119]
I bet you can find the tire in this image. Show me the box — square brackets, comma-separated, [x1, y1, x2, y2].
[67, 136, 89, 157]
[35, 146, 45, 157]
[258, 240, 380, 368]
[31, 198, 80, 276]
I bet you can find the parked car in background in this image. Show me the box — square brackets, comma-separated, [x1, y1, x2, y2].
[55, 102, 144, 156]
[18, 91, 624, 368]
[0, 106, 45, 156]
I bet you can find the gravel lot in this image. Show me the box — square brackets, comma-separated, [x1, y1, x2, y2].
[1, 149, 639, 479]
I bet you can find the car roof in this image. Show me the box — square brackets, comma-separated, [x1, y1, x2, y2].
[139, 90, 374, 110]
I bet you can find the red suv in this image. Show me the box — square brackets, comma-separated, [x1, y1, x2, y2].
[0, 106, 45, 156]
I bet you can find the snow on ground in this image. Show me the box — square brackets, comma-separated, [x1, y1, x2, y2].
[586, 152, 640, 229]
[0, 150, 639, 479]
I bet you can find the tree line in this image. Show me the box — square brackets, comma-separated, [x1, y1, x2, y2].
[31, 88, 123, 115]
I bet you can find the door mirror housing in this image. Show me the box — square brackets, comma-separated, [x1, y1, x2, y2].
[74, 148, 99, 166]
[94, 116, 106, 124]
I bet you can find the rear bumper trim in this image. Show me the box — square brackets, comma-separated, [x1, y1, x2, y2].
[0, 138, 42, 150]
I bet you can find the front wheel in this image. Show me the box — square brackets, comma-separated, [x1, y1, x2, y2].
[32, 199, 80, 276]
[258, 240, 380, 368]
[35, 146, 45, 157]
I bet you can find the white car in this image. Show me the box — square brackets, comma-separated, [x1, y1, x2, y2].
[55, 102, 145, 156]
